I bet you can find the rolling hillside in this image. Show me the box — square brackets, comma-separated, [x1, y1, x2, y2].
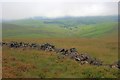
[2, 16, 118, 38]
[2, 16, 119, 78]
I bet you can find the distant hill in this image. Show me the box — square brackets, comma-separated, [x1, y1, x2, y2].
[2, 16, 118, 38]
[5, 16, 117, 27]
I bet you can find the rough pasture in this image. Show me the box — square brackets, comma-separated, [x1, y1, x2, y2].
[1, 41, 104, 66]
[2, 38, 119, 78]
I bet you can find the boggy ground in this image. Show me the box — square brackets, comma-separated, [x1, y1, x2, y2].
[2, 37, 119, 78]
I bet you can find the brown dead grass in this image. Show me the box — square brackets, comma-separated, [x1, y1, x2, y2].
[2, 47, 37, 78]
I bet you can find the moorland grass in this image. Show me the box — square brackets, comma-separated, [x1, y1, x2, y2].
[2, 37, 119, 78]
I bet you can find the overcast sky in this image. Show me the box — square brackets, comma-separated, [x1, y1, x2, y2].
[0, 0, 119, 20]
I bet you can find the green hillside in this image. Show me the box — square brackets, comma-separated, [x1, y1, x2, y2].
[2, 16, 118, 38]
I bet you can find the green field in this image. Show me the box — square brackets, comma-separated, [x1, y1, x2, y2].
[2, 16, 119, 78]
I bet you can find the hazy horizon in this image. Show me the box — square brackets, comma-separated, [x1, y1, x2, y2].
[0, 0, 118, 20]
[1, 15, 118, 21]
